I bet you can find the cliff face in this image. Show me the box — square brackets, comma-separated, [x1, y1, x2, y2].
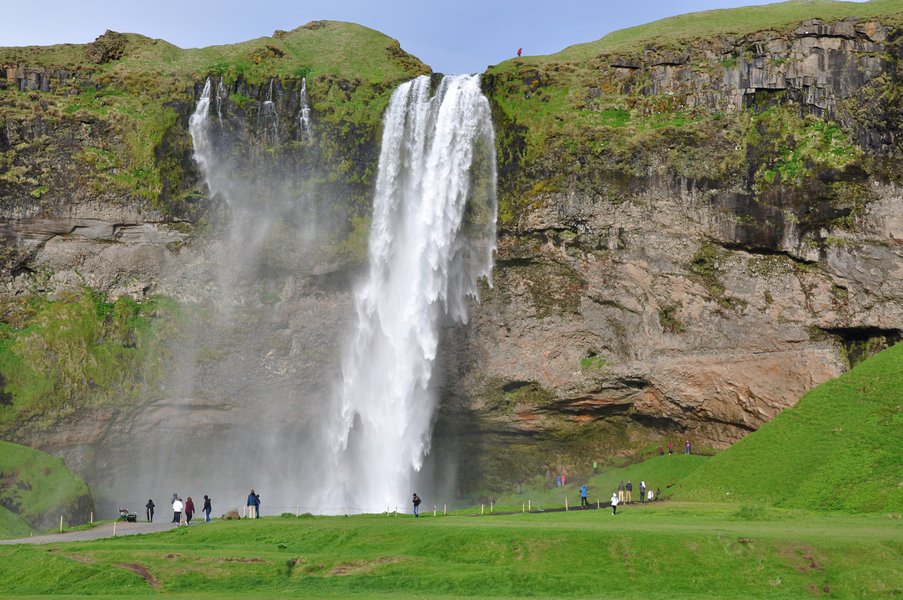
[1, 12, 903, 497]
[441, 15, 903, 487]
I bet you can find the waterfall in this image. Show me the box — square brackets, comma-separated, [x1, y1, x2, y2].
[188, 78, 216, 194]
[298, 77, 312, 138]
[258, 78, 279, 142]
[325, 74, 497, 510]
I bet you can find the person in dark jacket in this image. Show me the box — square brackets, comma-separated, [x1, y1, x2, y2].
[412, 493, 421, 517]
[255, 493, 261, 519]
[145, 499, 155, 522]
[246, 490, 257, 519]
[202, 495, 212, 523]
[185, 496, 195, 525]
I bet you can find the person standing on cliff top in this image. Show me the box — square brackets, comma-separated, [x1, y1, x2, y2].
[517, 47, 523, 57]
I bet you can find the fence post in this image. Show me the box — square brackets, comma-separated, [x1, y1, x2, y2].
[481, 504, 484, 515]
[565, 497, 569, 511]
[490, 501, 494, 513]
[528, 500, 532, 512]
[522, 501, 525, 513]
[90, 512, 94, 524]
[296, 505, 299, 516]
[444, 504, 447, 516]
[112, 521, 116, 537]
[59, 515, 63, 533]
[433, 506, 436, 517]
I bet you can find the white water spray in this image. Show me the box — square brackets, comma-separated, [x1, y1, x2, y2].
[298, 77, 312, 138]
[323, 74, 497, 510]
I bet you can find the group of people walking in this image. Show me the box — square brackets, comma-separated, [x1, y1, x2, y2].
[143, 494, 213, 525]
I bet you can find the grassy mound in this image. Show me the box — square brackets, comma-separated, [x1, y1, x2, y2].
[0, 440, 94, 534]
[673, 343, 903, 513]
[489, 454, 709, 510]
[554, 0, 903, 60]
[0, 507, 900, 597]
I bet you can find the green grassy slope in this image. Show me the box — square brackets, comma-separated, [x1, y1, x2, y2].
[0, 508, 900, 598]
[673, 343, 903, 513]
[0, 440, 93, 534]
[489, 454, 709, 509]
[536, 0, 903, 62]
[0, 506, 32, 539]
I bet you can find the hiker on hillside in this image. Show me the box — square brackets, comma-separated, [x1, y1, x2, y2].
[185, 496, 195, 525]
[246, 489, 257, 519]
[610, 492, 619, 515]
[517, 47, 523, 57]
[412, 493, 422, 517]
[626, 481, 633, 503]
[640, 481, 646, 503]
[580, 485, 588, 507]
[203, 495, 212, 523]
[145, 499, 155, 522]
[617, 481, 625, 503]
[172, 496, 183, 524]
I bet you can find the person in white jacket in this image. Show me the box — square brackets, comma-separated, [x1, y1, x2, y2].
[172, 497, 184, 525]
[610, 492, 619, 515]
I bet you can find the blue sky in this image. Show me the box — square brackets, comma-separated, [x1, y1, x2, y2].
[0, 1, 867, 74]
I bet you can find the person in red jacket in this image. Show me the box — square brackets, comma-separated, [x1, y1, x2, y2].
[185, 496, 195, 525]
[517, 48, 523, 57]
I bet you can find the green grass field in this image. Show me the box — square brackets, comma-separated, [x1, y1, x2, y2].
[0, 506, 900, 598]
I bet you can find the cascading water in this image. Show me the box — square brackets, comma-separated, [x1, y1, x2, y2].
[298, 77, 312, 138]
[258, 78, 279, 142]
[322, 74, 497, 510]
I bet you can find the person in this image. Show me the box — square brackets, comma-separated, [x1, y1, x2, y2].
[185, 496, 195, 525]
[625, 481, 633, 504]
[517, 47, 523, 57]
[640, 481, 646, 503]
[412, 493, 421, 517]
[655, 488, 661, 501]
[684, 439, 691, 455]
[555, 474, 561, 487]
[617, 480, 625, 503]
[561, 473, 566, 486]
[255, 493, 261, 519]
[202, 495, 212, 523]
[592, 460, 597, 474]
[580, 485, 588, 507]
[172, 496, 183, 524]
[610, 492, 619, 515]
[668, 441, 673, 455]
[658, 445, 664, 455]
[145, 499, 155, 523]
[246, 489, 257, 519]
[647, 489, 655, 502]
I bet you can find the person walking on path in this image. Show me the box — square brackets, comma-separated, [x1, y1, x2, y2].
[145, 499, 155, 523]
[580, 485, 588, 507]
[172, 497, 183, 525]
[255, 493, 261, 519]
[640, 481, 646, 503]
[185, 496, 195, 525]
[610, 492, 619, 515]
[202, 495, 212, 523]
[412, 493, 422, 517]
[626, 481, 633, 504]
[617, 481, 625, 503]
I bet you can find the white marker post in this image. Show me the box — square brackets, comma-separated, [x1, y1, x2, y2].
[59, 515, 63, 533]
[565, 497, 569, 511]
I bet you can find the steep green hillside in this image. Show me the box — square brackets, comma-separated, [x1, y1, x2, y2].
[557, 0, 903, 58]
[0, 293, 176, 435]
[0, 21, 429, 211]
[0, 440, 94, 534]
[673, 343, 903, 513]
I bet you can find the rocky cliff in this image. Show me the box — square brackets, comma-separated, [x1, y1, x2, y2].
[1, 6, 903, 500]
[444, 10, 903, 488]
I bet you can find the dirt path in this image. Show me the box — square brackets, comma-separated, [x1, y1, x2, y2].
[0, 520, 193, 545]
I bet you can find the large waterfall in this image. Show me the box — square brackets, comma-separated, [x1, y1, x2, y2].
[323, 74, 497, 510]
